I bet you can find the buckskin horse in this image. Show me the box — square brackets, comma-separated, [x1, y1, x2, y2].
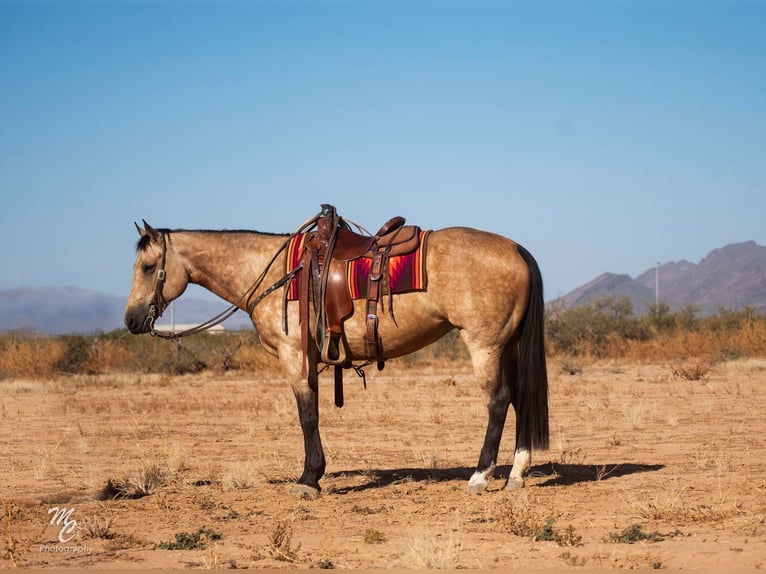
[124, 207, 548, 497]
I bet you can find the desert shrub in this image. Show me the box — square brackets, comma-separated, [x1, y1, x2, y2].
[155, 527, 222, 550]
[82, 338, 132, 374]
[56, 334, 97, 373]
[0, 334, 66, 379]
[0, 329, 280, 378]
[401, 329, 470, 366]
[80, 329, 278, 375]
[545, 297, 650, 357]
[608, 524, 665, 544]
[3, 300, 765, 380]
[673, 303, 701, 331]
[547, 297, 766, 361]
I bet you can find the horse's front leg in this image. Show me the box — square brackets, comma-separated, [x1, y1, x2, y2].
[290, 360, 326, 498]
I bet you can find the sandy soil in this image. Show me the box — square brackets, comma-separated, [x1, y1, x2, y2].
[2, 357, 765, 569]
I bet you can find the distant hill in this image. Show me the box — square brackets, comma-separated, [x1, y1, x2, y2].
[557, 241, 766, 315]
[0, 287, 252, 335]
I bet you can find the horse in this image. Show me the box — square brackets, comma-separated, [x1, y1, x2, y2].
[124, 211, 549, 497]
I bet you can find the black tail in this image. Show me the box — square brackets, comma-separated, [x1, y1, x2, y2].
[513, 244, 549, 450]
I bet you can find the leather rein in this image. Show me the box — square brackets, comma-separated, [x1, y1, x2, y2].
[146, 214, 324, 339]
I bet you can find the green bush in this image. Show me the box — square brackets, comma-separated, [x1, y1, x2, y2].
[545, 297, 650, 357]
[545, 297, 766, 360]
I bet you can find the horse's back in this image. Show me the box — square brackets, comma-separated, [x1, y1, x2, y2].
[425, 226, 531, 328]
[428, 226, 526, 262]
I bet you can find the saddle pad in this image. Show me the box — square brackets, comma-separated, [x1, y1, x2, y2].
[285, 230, 431, 301]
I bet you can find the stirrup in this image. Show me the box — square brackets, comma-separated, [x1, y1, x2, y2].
[321, 332, 347, 366]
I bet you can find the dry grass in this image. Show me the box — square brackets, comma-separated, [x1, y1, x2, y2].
[2, 311, 765, 381]
[400, 526, 462, 569]
[623, 475, 746, 525]
[2, 502, 47, 567]
[672, 361, 713, 380]
[262, 520, 302, 563]
[495, 492, 548, 539]
[617, 322, 766, 362]
[79, 516, 115, 540]
[82, 339, 131, 374]
[1, 322, 765, 569]
[99, 461, 167, 500]
[227, 339, 280, 372]
[221, 460, 258, 491]
[363, 528, 386, 544]
[0, 337, 66, 379]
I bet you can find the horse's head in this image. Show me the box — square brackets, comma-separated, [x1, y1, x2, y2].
[124, 220, 189, 334]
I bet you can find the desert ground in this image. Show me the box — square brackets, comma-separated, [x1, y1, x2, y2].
[2, 356, 765, 569]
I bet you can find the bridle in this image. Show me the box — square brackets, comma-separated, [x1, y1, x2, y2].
[145, 232, 169, 332]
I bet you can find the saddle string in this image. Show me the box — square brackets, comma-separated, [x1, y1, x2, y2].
[318, 360, 370, 389]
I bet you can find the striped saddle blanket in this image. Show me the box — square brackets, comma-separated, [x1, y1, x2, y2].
[285, 230, 431, 301]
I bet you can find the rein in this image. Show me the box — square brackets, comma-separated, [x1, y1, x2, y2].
[148, 213, 324, 339]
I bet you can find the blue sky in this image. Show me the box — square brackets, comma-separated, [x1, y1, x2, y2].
[1, 1, 764, 305]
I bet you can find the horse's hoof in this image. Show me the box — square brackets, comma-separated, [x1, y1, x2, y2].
[467, 473, 489, 494]
[504, 476, 525, 491]
[290, 483, 320, 499]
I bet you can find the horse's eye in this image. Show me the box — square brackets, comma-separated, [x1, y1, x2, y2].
[143, 264, 156, 274]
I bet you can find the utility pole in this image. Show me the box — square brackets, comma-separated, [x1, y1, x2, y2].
[655, 262, 660, 319]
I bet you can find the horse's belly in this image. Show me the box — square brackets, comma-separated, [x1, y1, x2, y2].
[341, 293, 452, 360]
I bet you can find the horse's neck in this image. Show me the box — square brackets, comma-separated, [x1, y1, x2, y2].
[173, 231, 286, 308]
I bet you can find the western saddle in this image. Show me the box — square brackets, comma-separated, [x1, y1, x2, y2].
[293, 204, 423, 406]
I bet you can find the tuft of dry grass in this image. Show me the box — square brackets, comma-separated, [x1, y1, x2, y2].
[363, 528, 386, 544]
[163, 442, 189, 475]
[263, 520, 302, 563]
[672, 362, 713, 381]
[624, 476, 745, 525]
[495, 492, 548, 539]
[79, 516, 115, 540]
[400, 527, 462, 569]
[494, 493, 581, 547]
[221, 460, 258, 490]
[32, 448, 55, 481]
[99, 462, 166, 500]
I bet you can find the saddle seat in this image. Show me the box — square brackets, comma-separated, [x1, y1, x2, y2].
[332, 216, 417, 260]
[294, 205, 424, 406]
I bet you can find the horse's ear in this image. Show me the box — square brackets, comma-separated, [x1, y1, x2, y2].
[134, 221, 148, 237]
[141, 219, 161, 241]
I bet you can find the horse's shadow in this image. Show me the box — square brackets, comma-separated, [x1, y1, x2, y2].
[326, 462, 664, 494]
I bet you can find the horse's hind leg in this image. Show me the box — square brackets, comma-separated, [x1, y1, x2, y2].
[506, 444, 531, 490]
[467, 345, 512, 494]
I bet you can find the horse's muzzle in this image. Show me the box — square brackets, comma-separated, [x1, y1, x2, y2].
[124, 309, 153, 334]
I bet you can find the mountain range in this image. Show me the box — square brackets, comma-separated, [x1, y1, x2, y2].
[2, 241, 765, 334]
[557, 241, 766, 315]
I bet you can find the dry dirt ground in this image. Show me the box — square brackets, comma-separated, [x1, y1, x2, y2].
[2, 357, 765, 570]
